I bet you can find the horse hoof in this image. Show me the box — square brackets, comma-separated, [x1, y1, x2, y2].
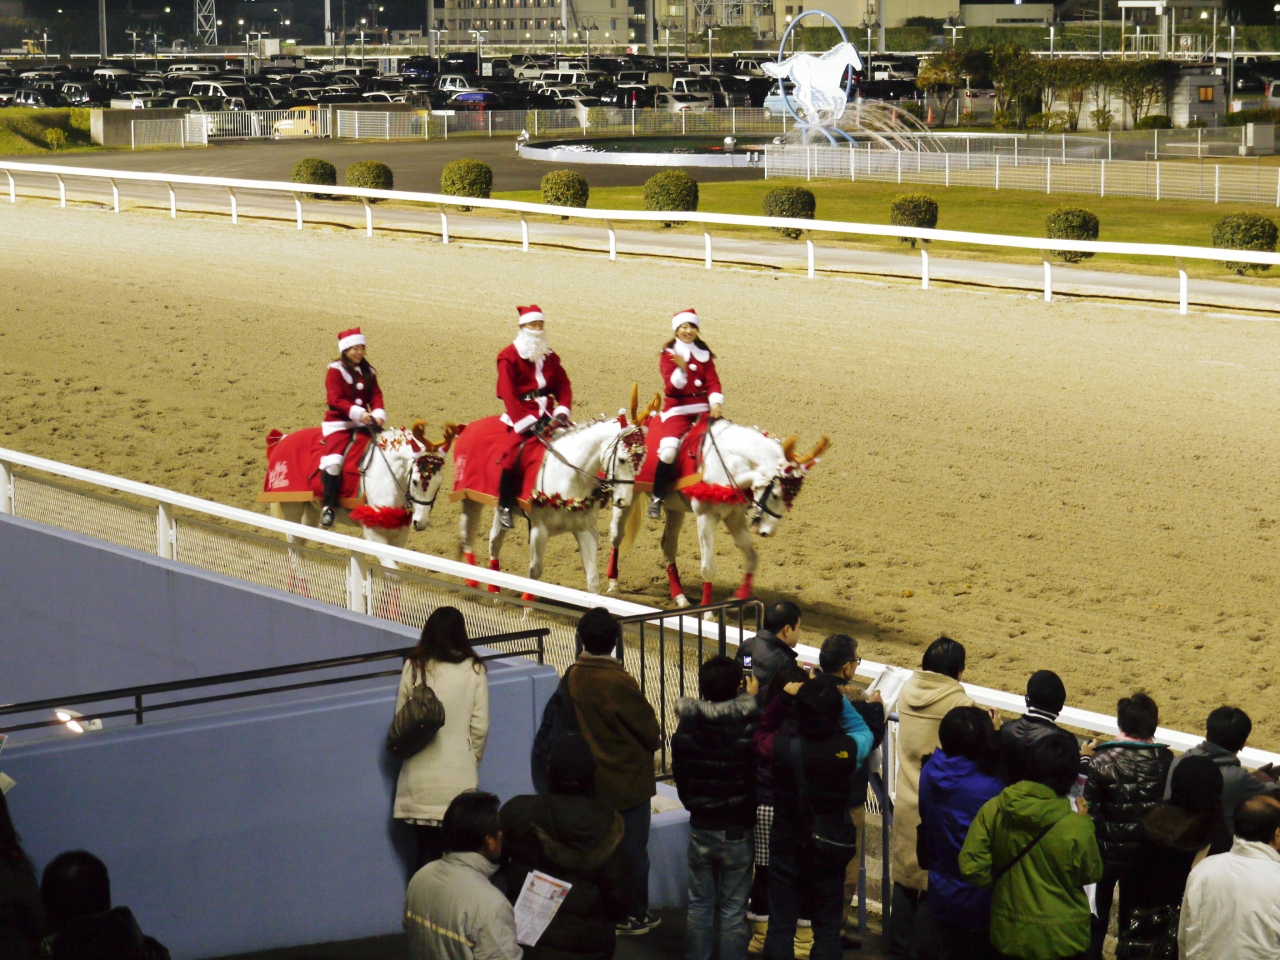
[606, 579, 619, 595]
[674, 594, 690, 609]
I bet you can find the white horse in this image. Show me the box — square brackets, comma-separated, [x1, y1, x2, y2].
[269, 422, 453, 564]
[762, 42, 864, 124]
[608, 422, 828, 608]
[458, 414, 647, 596]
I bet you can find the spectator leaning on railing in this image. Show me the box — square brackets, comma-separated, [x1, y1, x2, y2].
[1178, 794, 1280, 960]
[960, 728, 1104, 960]
[671, 654, 761, 960]
[735, 600, 803, 696]
[1164, 705, 1279, 837]
[1079, 692, 1173, 960]
[998, 670, 1068, 786]
[889, 635, 982, 959]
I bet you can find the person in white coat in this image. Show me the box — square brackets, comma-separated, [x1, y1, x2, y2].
[1178, 794, 1280, 959]
[394, 606, 491, 869]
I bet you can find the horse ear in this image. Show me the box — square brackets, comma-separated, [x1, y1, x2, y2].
[782, 435, 799, 463]
[795, 435, 830, 466]
[629, 382, 639, 424]
[442, 422, 462, 451]
[411, 420, 428, 445]
[640, 392, 663, 424]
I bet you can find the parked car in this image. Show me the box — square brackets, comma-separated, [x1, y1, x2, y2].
[436, 73, 483, 93]
[0, 86, 17, 105]
[362, 91, 407, 102]
[272, 105, 321, 138]
[612, 84, 660, 108]
[762, 82, 793, 118]
[656, 91, 710, 113]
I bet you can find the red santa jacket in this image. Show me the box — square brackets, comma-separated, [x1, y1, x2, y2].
[323, 360, 385, 435]
[497, 343, 572, 433]
[660, 342, 723, 420]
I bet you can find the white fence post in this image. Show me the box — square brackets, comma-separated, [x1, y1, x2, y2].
[704, 229, 712, 269]
[227, 187, 237, 224]
[1177, 258, 1188, 315]
[6, 171, 13, 203]
[166, 183, 176, 219]
[488, 112, 493, 137]
[131, 120, 135, 151]
[110, 179, 119, 213]
[1046, 158, 1051, 195]
[1156, 161, 1161, 201]
[732, 107, 736, 135]
[362, 197, 373, 237]
[607, 221, 616, 261]
[156, 502, 175, 560]
[945, 152, 950, 187]
[921, 248, 929, 289]
[897, 150, 902, 184]
[1215, 165, 1220, 204]
[806, 234, 815, 279]
[849, 143, 856, 182]
[56, 174, 65, 208]
[521, 216, 530, 252]
[346, 554, 369, 613]
[994, 153, 999, 190]
[1275, 168, 1279, 208]
[440, 209, 449, 243]
[1100, 160, 1106, 198]
[1042, 251, 1053, 303]
[294, 196, 302, 230]
[0, 460, 12, 514]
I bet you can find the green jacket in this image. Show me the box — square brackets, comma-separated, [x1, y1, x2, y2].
[958, 781, 1104, 960]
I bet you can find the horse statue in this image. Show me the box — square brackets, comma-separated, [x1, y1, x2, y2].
[608, 417, 828, 608]
[261, 421, 455, 561]
[762, 41, 863, 125]
[452, 389, 649, 597]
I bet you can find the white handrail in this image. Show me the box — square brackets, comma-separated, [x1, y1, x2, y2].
[3, 443, 1277, 767]
[4, 159, 1280, 269]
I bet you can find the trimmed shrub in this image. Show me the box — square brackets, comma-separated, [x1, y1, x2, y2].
[1046, 207, 1100, 263]
[763, 186, 815, 239]
[293, 157, 337, 199]
[889, 193, 938, 248]
[1212, 212, 1277, 275]
[1089, 107, 1115, 131]
[1225, 107, 1280, 127]
[643, 169, 699, 227]
[1135, 114, 1172, 130]
[441, 158, 492, 211]
[346, 160, 394, 202]
[44, 128, 66, 151]
[68, 108, 91, 133]
[541, 169, 589, 214]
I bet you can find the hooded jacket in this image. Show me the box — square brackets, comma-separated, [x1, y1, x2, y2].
[998, 714, 1067, 786]
[917, 752, 1005, 929]
[671, 692, 760, 830]
[959, 781, 1103, 960]
[890, 670, 977, 890]
[1165, 740, 1280, 836]
[405, 852, 521, 960]
[499, 793, 631, 960]
[1082, 740, 1173, 869]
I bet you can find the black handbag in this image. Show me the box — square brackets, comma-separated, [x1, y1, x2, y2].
[790, 737, 859, 867]
[1115, 905, 1180, 960]
[386, 665, 446, 759]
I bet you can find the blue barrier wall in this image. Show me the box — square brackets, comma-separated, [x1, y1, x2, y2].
[0, 512, 426, 703]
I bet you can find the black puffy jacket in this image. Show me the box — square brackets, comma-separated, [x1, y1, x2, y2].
[1082, 740, 1174, 869]
[998, 714, 1067, 785]
[671, 692, 760, 830]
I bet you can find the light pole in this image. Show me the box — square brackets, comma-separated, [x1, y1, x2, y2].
[858, 16, 874, 57]
[127, 28, 140, 62]
[943, 13, 964, 47]
[429, 27, 443, 66]
[551, 21, 560, 66]
[661, 19, 679, 72]
[1044, 15, 1055, 55]
[580, 17, 596, 69]
[1228, 23, 1236, 114]
[360, 18, 367, 64]
[469, 28, 486, 73]
[705, 23, 715, 75]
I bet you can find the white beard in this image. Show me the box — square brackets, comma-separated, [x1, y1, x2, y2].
[514, 328, 552, 363]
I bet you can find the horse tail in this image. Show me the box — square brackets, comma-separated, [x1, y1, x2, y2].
[618, 497, 644, 557]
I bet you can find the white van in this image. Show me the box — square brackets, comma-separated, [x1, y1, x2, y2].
[93, 66, 135, 84]
[189, 79, 250, 99]
[166, 62, 219, 76]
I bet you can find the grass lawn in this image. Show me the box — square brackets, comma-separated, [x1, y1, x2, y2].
[493, 177, 1280, 284]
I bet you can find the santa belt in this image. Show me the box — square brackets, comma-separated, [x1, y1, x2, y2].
[520, 388, 555, 401]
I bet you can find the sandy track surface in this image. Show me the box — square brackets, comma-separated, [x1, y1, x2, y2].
[3, 200, 1278, 747]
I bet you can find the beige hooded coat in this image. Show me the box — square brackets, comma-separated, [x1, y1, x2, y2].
[890, 670, 977, 890]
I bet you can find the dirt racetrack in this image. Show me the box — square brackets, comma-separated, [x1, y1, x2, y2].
[2, 200, 1278, 748]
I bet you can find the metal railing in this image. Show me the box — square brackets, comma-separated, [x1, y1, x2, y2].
[4, 161, 1279, 316]
[0, 628, 548, 736]
[130, 118, 186, 150]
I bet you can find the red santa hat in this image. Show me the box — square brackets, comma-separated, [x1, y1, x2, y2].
[672, 309, 699, 332]
[337, 327, 366, 352]
[517, 305, 545, 326]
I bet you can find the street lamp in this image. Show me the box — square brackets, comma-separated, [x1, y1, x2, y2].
[660, 18, 679, 72]
[550, 21, 561, 66]
[1043, 15, 1055, 55]
[858, 16, 876, 56]
[469, 28, 487, 73]
[705, 22, 716, 75]
[580, 17, 596, 70]
[126, 27, 140, 61]
[943, 13, 964, 47]
[360, 17, 367, 64]
[429, 27, 443, 66]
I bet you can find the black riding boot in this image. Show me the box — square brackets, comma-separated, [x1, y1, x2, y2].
[648, 459, 677, 520]
[320, 470, 341, 527]
[498, 467, 520, 529]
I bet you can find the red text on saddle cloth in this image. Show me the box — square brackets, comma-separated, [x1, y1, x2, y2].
[449, 415, 549, 510]
[258, 428, 371, 508]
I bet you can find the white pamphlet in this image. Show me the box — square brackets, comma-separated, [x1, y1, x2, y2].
[514, 870, 572, 947]
[0, 772, 14, 795]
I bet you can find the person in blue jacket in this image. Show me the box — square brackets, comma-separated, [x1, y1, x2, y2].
[917, 705, 1006, 960]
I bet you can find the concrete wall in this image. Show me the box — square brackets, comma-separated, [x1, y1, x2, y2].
[0, 513, 424, 705]
[90, 108, 190, 147]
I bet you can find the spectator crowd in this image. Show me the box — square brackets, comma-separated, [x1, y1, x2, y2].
[3, 602, 1277, 960]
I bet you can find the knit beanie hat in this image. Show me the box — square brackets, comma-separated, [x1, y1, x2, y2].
[1169, 755, 1224, 814]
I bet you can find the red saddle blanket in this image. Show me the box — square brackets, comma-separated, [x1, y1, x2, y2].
[635, 417, 708, 493]
[257, 427, 370, 508]
[450, 415, 548, 510]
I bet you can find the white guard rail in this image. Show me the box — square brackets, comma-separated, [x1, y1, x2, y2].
[3, 160, 1280, 313]
[2, 445, 1278, 770]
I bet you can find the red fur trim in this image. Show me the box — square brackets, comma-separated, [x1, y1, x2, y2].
[349, 505, 412, 529]
[682, 482, 750, 504]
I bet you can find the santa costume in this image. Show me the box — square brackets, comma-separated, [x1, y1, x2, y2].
[650, 308, 723, 516]
[319, 327, 385, 525]
[494, 305, 573, 527]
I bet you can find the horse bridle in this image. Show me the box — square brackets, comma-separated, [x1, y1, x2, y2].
[365, 431, 445, 512]
[706, 419, 785, 524]
[536, 424, 644, 503]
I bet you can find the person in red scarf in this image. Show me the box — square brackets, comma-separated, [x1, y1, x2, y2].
[320, 327, 385, 527]
[494, 305, 573, 529]
[648, 309, 723, 519]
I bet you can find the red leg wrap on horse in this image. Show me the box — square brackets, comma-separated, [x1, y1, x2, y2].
[667, 563, 685, 601]
[487, 557, 501, 594]
[701, 582, 715, 607]
[734, 573, 755, 601]
[521, 592, 537, 602]
[607, 548, 619, 581]
[464, 552, 478, 589]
